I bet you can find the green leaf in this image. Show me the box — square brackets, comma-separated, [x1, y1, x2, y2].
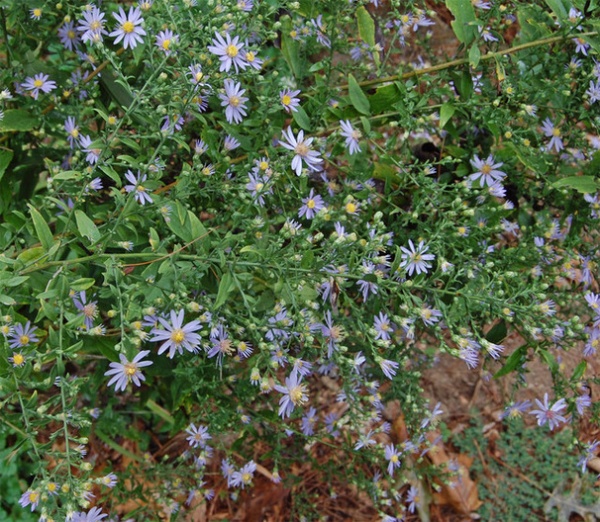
[17, 246, 45, 264]
[70, 278, 96, 291]
[75, 210, 101, 244]
[485, 320, 507, 344]
[0, 294, 16, 306]
[368, 83, 403, 115]
[347, 74, 371, 116]
[494, 345, 527, 378]
[0, 150, 13, 183]
[439, 102, 456, 129]
[552, 176, 599, 193]
[53, 170, 80, 181]
[469, 44, 481, 68]
[99, 165, 122, 187]
[4, 276, 29, 287]
[146, 399, 174, 425]
[292, 105, 312, 131]
[356, 6, 380, 66]
[27, 204, 54, 252]
[187, 211, 208, 252]
[214, 272, 234, 309]
[571, 361, 587, 381]
[447, 0, 477, 45]
[544, 0, 569, 21]
[280, 15, 302, 78]
[538, 348, 558, 374]
[0, 109, 39, 132]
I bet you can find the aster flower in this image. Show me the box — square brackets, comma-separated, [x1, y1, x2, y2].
[77, 6, 108, 44]
[279, 127, 323, 175]
[384, 444, 402, 476]
[188, 64, 205, 86]
[298, 188, 325, 219]
[207, 325, 235, 365]
[124, 170, 153, 205]
[420, 305, 442, 326]
[501, 400, 532, 420]
[224, 135, 241, 151]
[207, 32, 248, 73]
[30, 7, 42, 20]
[339, 120, 362, 154]
[109, 6, 146, 50]
[244, 47, 263, 70]
[584, 328, 599, 356]
[246, 172, 271, 206]
[18, 490, 40, 511]
[21, 73, 57, 100]
[101, 473, 117, 488]
[9, 352, 26, 367]
[576, 394, 592, 415]
[219, 79, 249, 124]
[573, 37, 590, 56]
[185, 423, 212, 448]
[280, 89, 301, 112]
[161, 114, 184, 133]
[150, 309, 202, 358]
[79, 135, 101, 165]
[541, 118, 564, 152]
[529, 393, 568, 430]
[586, 80, 600, 104]
[8, 321, 39, 349]
[380, 359, 399, 380]
[400, 239, 435, 276]
[104, 350, 153, 392]
[156, 29, 178, 55]
[71, 507, 107, 522]
[72, 290, 99, 330]
[58, 21, 80, 51]
[237, 0, 254, 10]
[578, 440, 600, 473]
[231, 460, 257, 489]
[373, 312, 393, 341]
[274, 370, 308, 418]
[469, 154, 506, 186]
[65, 116, 80, 148]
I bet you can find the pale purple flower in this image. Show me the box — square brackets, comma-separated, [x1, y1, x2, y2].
[73, 290, 99, 330]
[156, 29, 178, 55]
[469, 154, 506, 186]
[188, 64, 205, 86]
[529, 393, 568, 430]
[279, 127, 323, 175]
[274, 370, 308, 418]
[207, 325, 234, 365]
[109, 7, 146, 49]
[30, 7, 42, 20]
[479, 26, 498, 42]
[246, 172, 271, 206]
[185, 423, 211, 448]
[65, 116, 80, 148]
[301, 407, 318, 436]
[8, 321, 38, 349]
[298, 189, 325, 219]
[237, 0, 254, 11]
[231, 460, 257, 489]
[124, 170, 153, 205]
[578, 440, 600, 473]
[58, 21, 80, 50]
[319, 311, 343, 358]
[380, 359, 399, 380]
[224, 135, 240, 151]
[104, 350, 153, 392]
[354, 429, 376, 450]
[573, 37, 590, 56]
[194, 139, 207, 155]
[541, 118, 564, 152]
[79, 135, 101, 164]
[584, 328, 599, 356]
[400, 239, 435, 276]
[207, 32, 248, 73]
[482, 340, 504, 359]
[374, 312, 393, 341]
[150, 309, 202, 358]
[420, 305, 442, 326]
[18, 490, 40, 511]
[244, 47, 263, 70]
[71, 507, 107, 522]
[585, 292, 600, 311]
[384, 443, 402, 476]
[576, 394, 591, 415]
[406, 485, 420, 513]
[161, 114, 184, 133]
[77, 6, 107, 44]
[21, 73, 56, 100]
[587, 80, 600, 104]
[339, 120, 362, 154]
[501, 400, 532, 420]
[219, 79, 248, 124]
[280, 89, 301, 113]
[101, 473, 117, 488]
[311, 15, 330, 48]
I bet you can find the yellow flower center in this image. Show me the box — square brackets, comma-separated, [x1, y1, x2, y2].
[282, 95, 291, 106]
[162, 39, 171, 50]
[345, 202, 357, 214]
[171, 329, 185, 344]
[29, 492, 39, 502]
[33, 79, 43, 88]
[255, 182, 264, 191]
[422, 309, 432, 319]
[91, 20, 101, 31]
[391, 454, 399, 463]
[83, 303, 96, 318]
[136, 185, 146, 192]
[68, 29, 75, 39]
[259, 161, 268, 170]
[290, 385, 306, 405]
[307, 199, 316, 209]
[295, 143, 309, 157]
[481, 164, 492, 175]
[230, 95, 240, 107]
[124, 363, 137, 377]
[19, 335, 30, 345]
[246, 51, 255, 62]
[47, 483, 57, 492]
[552, 128, 561, 137]
[33, 8, 42, 17]
[13, 353, 24, 366]
[226, 44, 238, 57]
[122, 21, 135, 34]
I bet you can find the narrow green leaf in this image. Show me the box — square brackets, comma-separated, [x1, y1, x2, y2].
[0, 294, 16, 306]
[348, 74, 370, 115]
[368, 83, 403, 114]
[53, 170, 80, 181]
[0, 150, 13, 183]
[356, 6, 380, 66]
[75, 210, 101, 244]
[146, 399, 174, 425]
[280, 15, 302, 78]
[552, 176, 599, 193]
[447, 0, 477, 45]
[485, 320, 507, 344]
[494, 345, 527, 378]
[292, 105, 312, 131]
[28, 204, 54, 251]
[469, 44, 481, 68]
[95, 429, 143, 462]
[544, 0, 569, 21]
[17, 246, 45, 264]
[214, 272, 234, 309]
[572, 361, 587, 381]
[439, 103, 456, 129]
[5, 276, 29, 287]
[99, 165, 122, 187]
[70, 278, 96, 291]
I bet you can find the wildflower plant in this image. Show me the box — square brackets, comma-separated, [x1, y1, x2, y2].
[1, 0, 600, 520]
